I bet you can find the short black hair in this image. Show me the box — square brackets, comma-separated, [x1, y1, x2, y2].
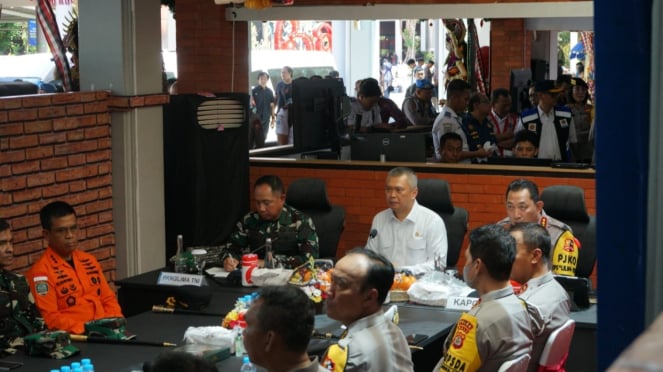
[256, 285, 314, 353]
[513, 130, 539, 149]
[468, 92, 488, 112]
[358, 78, 382, 97]
[505, 179, 540, 203]
[347, 248, 394, 304]
[468, 224, 516, 281]
[510, 222, 552, 264]
[255, 175, 285, 194]
[143, 351, 217, 372]
[440, 132, 463, 148]
[490, 88, 511, 104]
[257, 71, 269, 80]
[446, 79, 470, 100]
[0, 218, 9, 233]
[40, 201, 76, 230]
[406, 58, 416, 66]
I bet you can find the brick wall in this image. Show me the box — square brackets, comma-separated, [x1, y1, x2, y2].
[490, 19, 532, 90]
[0, 92, 168, 284]
[250, 163, 597, 285]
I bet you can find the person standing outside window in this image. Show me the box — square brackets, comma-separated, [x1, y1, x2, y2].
[274, 66, 293, 145]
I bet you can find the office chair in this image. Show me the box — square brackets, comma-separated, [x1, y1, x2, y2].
[285, 178, 345, 260]
[538, 319, 576, 372]
[541, 185, 597, 278]
[498, 353, 531, 372]
[416, 178, 469, 269]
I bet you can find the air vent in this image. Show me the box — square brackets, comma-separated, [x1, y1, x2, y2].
[196, 97, 246, 130]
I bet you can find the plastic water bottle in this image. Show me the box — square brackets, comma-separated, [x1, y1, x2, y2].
[264, 238, 273, 268]
[70, 362, 81, 370]
[240, 356, 257, 372]
[234, 326, 246, 356]
[60, 367, 71, 372]
[83, 365, 95, 372]
[80, 359, 91, 366]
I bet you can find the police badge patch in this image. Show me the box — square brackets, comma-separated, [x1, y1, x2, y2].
[527, 123, 537, 132]
[559, 119, 568, 128]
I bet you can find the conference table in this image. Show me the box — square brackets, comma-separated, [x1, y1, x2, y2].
[1, 269, 596, 371]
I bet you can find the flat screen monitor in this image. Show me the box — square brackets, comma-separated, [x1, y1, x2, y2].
[291, 78, 346, 153]
[350, 133, 427, 162]
[486, 157, 552, 167]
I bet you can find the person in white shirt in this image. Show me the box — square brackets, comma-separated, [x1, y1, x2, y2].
[432, 79, 472, 163]
[365, 167, 447, 274]
[514, 80, 577, 161]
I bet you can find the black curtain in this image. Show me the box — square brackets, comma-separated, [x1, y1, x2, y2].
[163, 93, 250, 260]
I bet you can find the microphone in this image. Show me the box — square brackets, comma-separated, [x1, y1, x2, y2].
[369, 229, 378, 239]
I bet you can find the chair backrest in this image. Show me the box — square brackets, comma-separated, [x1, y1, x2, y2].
[539, 319, 576, 369]
[285, 178, 345, 259]
[498, 353, 531, 372]
[416, 178, 468, 268]
[540, 185, 596, 278]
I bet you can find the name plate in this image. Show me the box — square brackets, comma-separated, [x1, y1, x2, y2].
[446, 296, 479, 311]
[157, 272, 204, 287]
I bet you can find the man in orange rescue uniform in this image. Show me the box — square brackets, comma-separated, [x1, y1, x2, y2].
[27, 201, 124, 334]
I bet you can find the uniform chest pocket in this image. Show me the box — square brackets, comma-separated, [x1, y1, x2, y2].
[275, 229, 298, 255]
[406, 235, 427, 262]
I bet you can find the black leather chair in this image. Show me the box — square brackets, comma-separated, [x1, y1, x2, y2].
[416, 178, 469, 269]
[285, 178, 345, 260]
[541, 185, 597, 278]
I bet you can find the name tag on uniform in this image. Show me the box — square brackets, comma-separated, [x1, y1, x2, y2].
[446, 296, 479, 311]
[157, 272, 204, 286]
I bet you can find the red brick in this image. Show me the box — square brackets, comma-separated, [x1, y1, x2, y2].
[70, 190, 100, 206]
[38, 106, 66, 119]
[39, 132, 67, 145]
[21, 95, 52, 108]
[0, 111, 7, 123]
[98, 186, 113, 199]
[85, 199, 113, 214]
[1, 175, 26, 192]
[99, 234, 115, 246]
[27, 226, 43, 240]
[25, 146, 54, 160]
[69, 180, 87, 193]
[41, 157, 68, 171]
[0, 203, 28, 219]
[66, 129, 85, 141]
[8, 109, 38, 122]
[42, 183, 69, 198]
[13, 240, 44, 255]
[87, 175, 112, 189]
[26, 172, 55, 187]
[85, 126, 110, 139]
[54, 141, 98, 156]
[12, 187, 42, 203]
[11, 160, 40, 175]
[66, 104, 84, 115]
[98, 138, 112, 149]
[55, 165, 99, 182]
[0, 122, 23, 136]
[86, 150, 111, 163]
[87, 224, 114, 238]
[144, 94, 170, 105]
[96, 113, 111, 125]
[0, 98, 18, 109]
[51, 93, 82, 104]
[98, 163, 111, 174]
[84, 102, 107, 114]
[68, 153, 86, 167]
[53, 117, 80, 131]
[3, 149, 26, 163]
[79, 92, 98, 102]
[78, 115, 98, 127]
[9, 134, 38, 149]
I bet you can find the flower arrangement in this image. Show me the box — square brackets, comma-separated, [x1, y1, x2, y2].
[288, 257, 333, 304]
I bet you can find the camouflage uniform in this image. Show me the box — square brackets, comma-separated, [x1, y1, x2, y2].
[223, 204, 319, 268]
[0, 270, 46, 355]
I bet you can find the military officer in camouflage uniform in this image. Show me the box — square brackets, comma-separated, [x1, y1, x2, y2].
[221, 175, 319, 271]
[0, 218, 46, 355]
